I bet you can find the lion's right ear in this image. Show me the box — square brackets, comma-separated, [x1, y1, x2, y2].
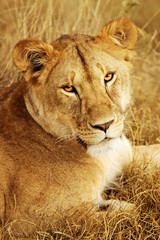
[13, 39, 59, 84]
[97, 18, 137, 50]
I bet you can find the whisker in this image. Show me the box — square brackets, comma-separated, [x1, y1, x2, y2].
[55, 131, 76, 144]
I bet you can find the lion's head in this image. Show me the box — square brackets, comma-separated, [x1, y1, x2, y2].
[13, 18, 137, 148]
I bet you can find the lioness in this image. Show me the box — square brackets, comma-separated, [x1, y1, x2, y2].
[0, 18, 160, 237]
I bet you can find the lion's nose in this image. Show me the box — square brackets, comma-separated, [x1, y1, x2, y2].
[91, 119, 114, 133]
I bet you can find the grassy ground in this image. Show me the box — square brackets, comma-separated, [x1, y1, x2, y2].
[0, 0, 160, 239]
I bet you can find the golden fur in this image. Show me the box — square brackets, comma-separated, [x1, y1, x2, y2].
[0, 18, 160, 237]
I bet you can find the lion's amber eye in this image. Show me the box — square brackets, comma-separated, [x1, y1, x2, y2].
[63, 85, 77, 93]
[104, 73, 114, 82]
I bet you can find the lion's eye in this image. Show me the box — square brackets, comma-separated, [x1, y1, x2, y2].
[63, 85, 77, 93]
[104, 73, 114, 82]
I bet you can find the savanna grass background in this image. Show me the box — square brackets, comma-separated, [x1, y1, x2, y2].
[0, 0, 160, 239]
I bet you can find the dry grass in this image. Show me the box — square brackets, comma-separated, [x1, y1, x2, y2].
[0, 0, 160, 239]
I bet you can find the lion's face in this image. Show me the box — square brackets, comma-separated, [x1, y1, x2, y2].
[13, 18, 137, 147]
[44, 41, 130, 146]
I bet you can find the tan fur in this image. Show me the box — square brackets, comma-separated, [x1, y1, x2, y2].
[0, 18, 160, 237]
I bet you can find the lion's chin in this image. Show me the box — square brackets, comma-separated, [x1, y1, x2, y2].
[76, 135, 114, 149]
[87, 136, 126, 157]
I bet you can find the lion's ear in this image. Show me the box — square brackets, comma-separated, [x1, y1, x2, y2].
[97, 18, 137, 50]
[13, 39, 58, 84]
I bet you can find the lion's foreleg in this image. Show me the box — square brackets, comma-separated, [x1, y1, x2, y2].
[132, 144, 160, 168]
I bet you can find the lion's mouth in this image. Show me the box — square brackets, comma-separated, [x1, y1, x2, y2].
[76, 136, 88, 149]
[76, 136, 112, 149]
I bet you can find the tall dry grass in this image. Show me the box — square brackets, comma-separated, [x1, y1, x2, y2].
[0, 0, 160, 239]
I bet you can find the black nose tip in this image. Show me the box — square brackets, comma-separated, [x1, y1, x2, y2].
[92, 119, 114, 133]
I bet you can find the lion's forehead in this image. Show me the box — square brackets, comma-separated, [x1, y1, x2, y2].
[47, 40, 130, 114]
[51, 39, 128, 86]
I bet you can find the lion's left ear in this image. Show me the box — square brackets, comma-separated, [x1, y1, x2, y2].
[97, 18, 137, 50]
[13, 39, 59, 85]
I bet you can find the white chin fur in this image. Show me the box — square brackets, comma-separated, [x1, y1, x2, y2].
[87, 135, 131, 157]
